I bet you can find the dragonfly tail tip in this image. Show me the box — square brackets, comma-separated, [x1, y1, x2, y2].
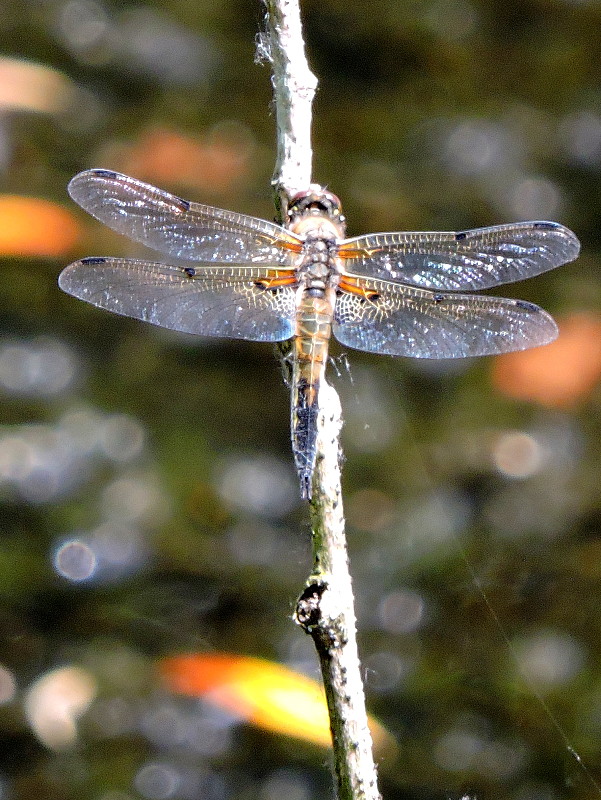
[299, 472, 313, 501]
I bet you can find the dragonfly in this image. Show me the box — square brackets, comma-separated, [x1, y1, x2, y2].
[59, 169, 580, 499]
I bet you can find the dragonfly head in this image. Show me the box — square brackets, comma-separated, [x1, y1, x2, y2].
[287, 188, 346, 237]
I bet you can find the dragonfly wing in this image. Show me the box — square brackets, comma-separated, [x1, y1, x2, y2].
[338, 222, 580, 290]
[68, 169, 302, 264]
[333, 276, 558, 358]
[59, 258, 296, 341]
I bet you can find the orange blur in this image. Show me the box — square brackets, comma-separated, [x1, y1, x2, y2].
[111, 126, 255, 194]
[0, 195, 81, 257]
[161, 652, 395, 753]
[492, 312, 601, 408]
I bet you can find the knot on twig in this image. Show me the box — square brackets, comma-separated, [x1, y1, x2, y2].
[295, 580, 348, 654]
[295, 580, 327, 631]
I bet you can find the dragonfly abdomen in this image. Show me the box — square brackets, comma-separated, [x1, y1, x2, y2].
[291, 289, 334, 500]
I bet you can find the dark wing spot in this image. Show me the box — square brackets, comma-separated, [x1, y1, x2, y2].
[91, 169, 118, 179]
[432, 293, 444, 303]
[515, 300, 539, 311]
[174, 196, 191, 212]
[533, 221, 559, 230]
[82, 257, 107, 265]
[184, 267, 196, 277]
[455, 231, 468, 241]
[335, 289, 343, 297]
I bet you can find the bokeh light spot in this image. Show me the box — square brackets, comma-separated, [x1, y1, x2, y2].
[134, 762, 180, 800]
[377, 589, 426, 634]
[24, 666, 97, 749]
[444, 120, 514, 175]
[434, 727, 483, 772]
[514, 630, 585, 688]
[492, 432, 543, 478]
[560, 110, 601, 165]
[217, 456, 297, 517]
[55, 0, 109, 52]
[0, 337, 77, 397]
[54, 539, 97, 582]
[363, 651, 409, 692]
[508, 177, 562, 220]
[99, 414, 145, 462]
[101, 474, 168, 524]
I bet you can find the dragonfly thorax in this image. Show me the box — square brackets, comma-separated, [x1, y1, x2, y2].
[298, 231, 340, 289]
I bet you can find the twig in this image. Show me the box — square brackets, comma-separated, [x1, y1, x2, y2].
[258, 0, 318, 211]
[260, 3, 382, 799]
[297, 384, 382, 800]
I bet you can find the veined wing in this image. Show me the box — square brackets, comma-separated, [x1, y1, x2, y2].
[59, 258, 297, 341]
[68, 170, 303, 264]
[333, 274, 558, 358]
[337, 221, 580, 291]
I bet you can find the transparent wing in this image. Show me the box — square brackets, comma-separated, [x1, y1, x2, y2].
[337, 221, 580, 290]
[68, 169, 303, 264]
[59, 258, 297, 341]
[333, 275, 558, 358]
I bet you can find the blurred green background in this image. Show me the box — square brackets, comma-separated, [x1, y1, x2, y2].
[2, 0, 601, 798]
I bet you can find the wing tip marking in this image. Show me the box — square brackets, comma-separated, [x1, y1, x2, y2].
[89, 169, 119, 179]
[81, 257, 108, 265]
[533, 221, 561, 231]
[514, 299, 540, 312]
[174, 196, 190, 212]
